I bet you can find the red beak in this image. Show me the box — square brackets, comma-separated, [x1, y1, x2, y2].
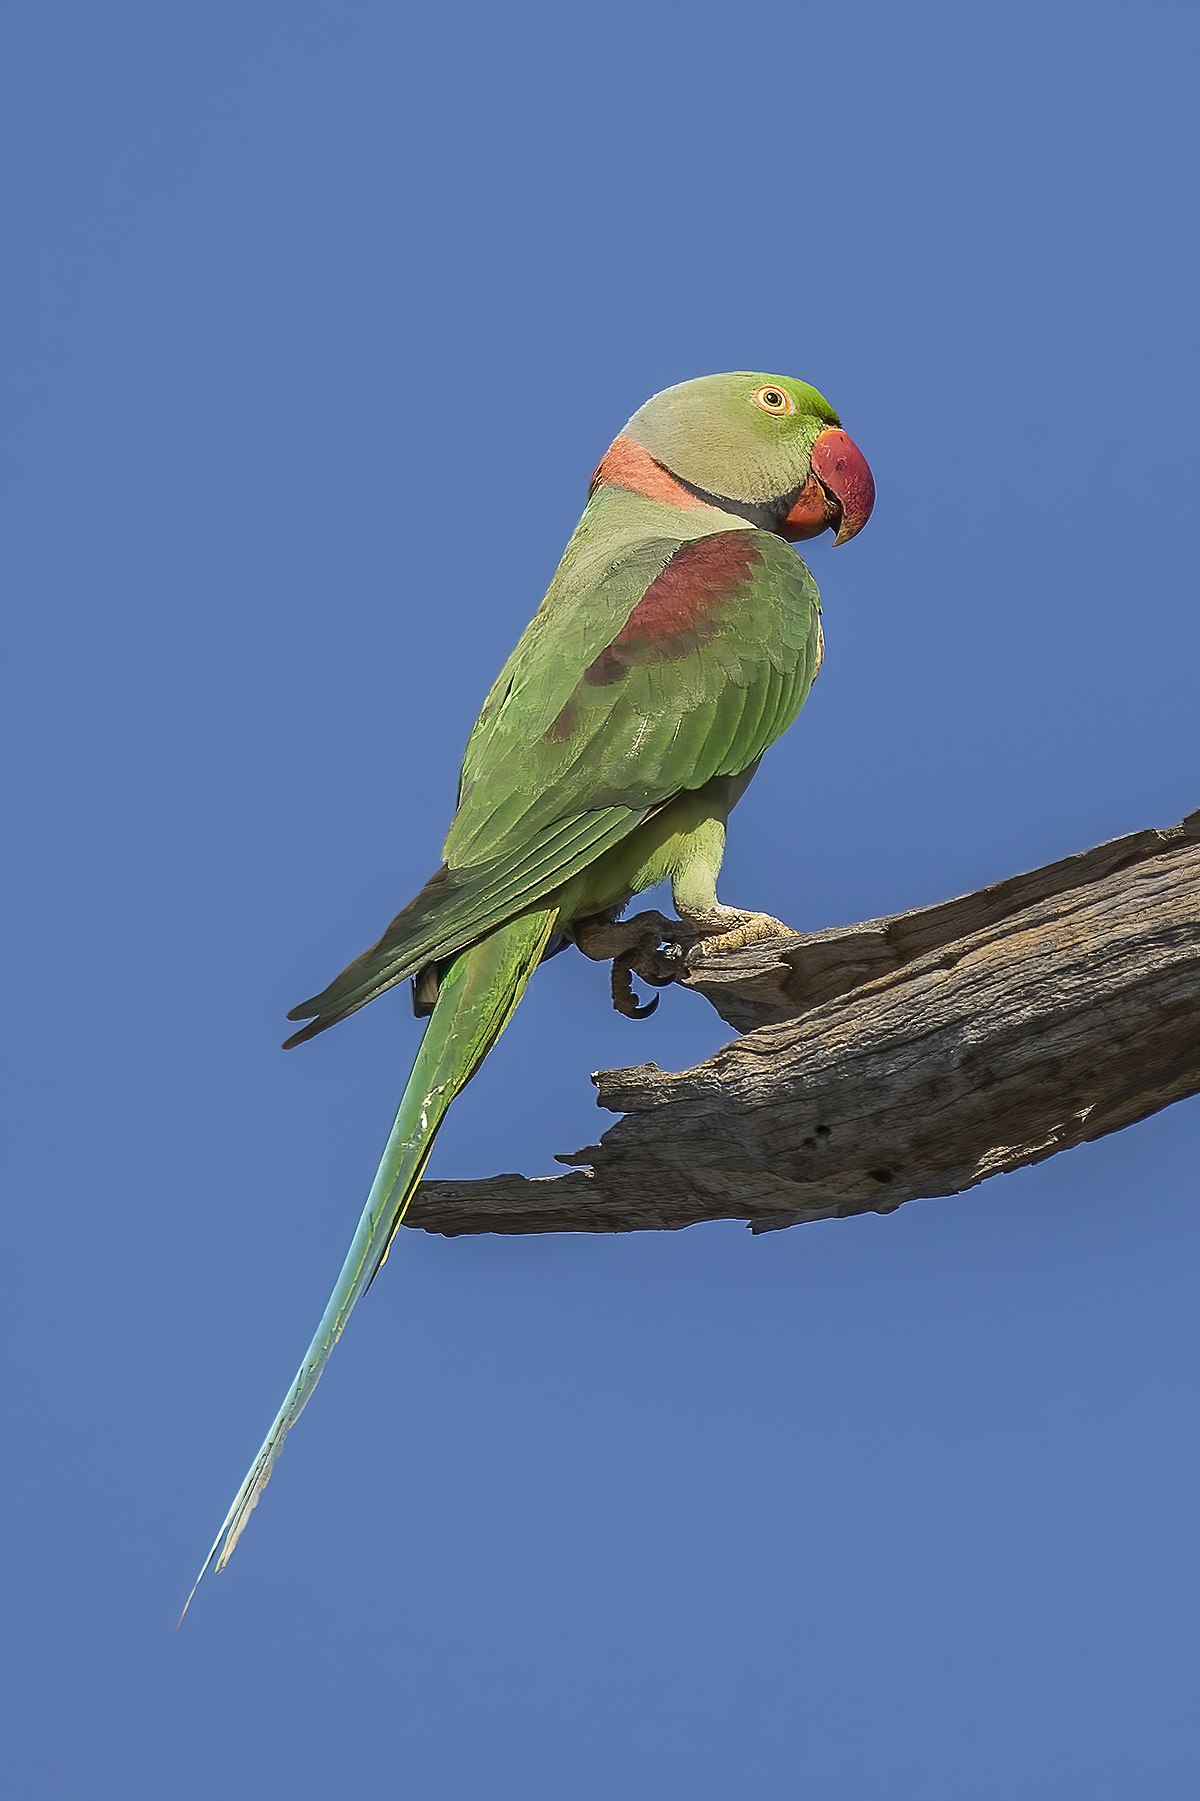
[782, 427, 875, 546]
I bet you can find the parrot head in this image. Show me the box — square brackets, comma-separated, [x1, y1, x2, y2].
[613, 372, 874, 546]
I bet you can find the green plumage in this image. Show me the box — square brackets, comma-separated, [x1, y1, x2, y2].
[185, 372, 872, 1615]
[284, 502, 821, 1041]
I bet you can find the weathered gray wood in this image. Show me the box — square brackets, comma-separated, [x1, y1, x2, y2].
[406, 810, 1200, 1236]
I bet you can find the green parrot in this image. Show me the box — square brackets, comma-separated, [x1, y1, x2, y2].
[184, 371, 873, 1613]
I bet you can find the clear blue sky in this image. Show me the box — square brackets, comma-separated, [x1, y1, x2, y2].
[5, 4, 1198, 1795]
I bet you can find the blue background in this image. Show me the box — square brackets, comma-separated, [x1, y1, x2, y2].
[5, 3, 1198, 1794]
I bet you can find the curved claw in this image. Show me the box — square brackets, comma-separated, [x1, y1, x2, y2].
[612, 954, 661, 1019]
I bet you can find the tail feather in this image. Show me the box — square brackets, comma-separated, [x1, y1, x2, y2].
[181, 904, 559, 1622]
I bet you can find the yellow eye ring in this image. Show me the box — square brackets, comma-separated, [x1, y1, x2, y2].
[752, 384, 795, 417]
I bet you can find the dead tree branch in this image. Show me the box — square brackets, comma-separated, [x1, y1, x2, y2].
[406, 810, 1200, 1235]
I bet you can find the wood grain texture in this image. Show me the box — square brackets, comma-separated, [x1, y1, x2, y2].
[405, 810, 1200, 1236]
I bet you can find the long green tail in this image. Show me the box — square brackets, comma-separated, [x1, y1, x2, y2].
[181, 904, 559, 1620]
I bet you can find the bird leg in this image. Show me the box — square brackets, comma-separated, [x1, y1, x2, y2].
[571, 910, 682, 1018]
[571, 904, 794, 1017]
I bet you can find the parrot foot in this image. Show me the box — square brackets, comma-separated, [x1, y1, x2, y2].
[571, 910, 683, 1018]
[571, 905, 793, 1015]
[677, 905, 794, 960]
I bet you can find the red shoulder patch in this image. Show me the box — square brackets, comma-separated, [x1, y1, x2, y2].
[584, 532, 762, 686]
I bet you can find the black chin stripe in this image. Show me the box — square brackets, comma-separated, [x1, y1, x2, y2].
[650, 456, 788, 532]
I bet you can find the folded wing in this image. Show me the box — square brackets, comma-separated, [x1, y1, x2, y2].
[285, 528, 821, 1043]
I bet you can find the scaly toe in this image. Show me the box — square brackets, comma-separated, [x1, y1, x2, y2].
[689, 909, 793, 959]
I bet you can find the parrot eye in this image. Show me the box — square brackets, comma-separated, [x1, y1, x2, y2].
[752, 385, 795, 417]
